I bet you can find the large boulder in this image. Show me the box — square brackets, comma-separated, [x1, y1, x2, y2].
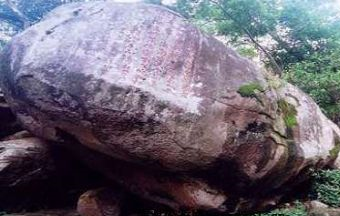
[1, 1, 340, 213]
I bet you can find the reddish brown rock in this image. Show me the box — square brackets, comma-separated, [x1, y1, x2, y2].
[1, 2, 340, 213]
[77, 188, 124, 216]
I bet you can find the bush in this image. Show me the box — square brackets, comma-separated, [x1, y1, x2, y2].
[244, 202, 307, 216]
[310, 169, 340, 207]
[284, 52, 340, 125]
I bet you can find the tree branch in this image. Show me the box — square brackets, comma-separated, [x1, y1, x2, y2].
[209, 0, 283, 76]
[4, 0, 30, 28]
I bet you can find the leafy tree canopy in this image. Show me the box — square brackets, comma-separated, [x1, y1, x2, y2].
[175, 0, 340, 69]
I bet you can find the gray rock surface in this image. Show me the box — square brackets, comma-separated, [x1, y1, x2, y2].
[1, 1, 340, 213]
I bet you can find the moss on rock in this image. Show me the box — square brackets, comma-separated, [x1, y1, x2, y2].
[330, 140, 340, 160]
[237, 82, 264, 98]
[277, 99, 298, 129]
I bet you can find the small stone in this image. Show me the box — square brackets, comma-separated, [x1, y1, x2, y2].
[77, 188, 124, 216]
[310, 200, 329, 209]
[309, 208, 340, 216]
[308, 200, 340, 216]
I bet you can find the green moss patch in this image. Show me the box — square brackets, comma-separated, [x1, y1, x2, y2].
[277, 99, 298, 129]
[237, 82, 265, 98]
[330, 140, 340, 159]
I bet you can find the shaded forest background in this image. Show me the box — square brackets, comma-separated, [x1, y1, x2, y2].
[1, 0, 340, 125]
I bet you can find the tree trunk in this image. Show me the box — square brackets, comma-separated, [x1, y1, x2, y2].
[4, 0, 30, 28]
[210, 0, 283, 76]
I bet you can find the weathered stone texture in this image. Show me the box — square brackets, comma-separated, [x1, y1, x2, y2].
[1, 2, 340, 213]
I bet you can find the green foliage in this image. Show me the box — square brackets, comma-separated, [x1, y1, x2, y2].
[175, 0, 340, 69]
[175, 0, 280, 40]
[310, 169, 340, 207]
[273, 0, 340, 68]
[237, 83, 264, 98]
[284, 51, 340, 124]
[277, 99, 298, 128]
[245, 202, 307, 216]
